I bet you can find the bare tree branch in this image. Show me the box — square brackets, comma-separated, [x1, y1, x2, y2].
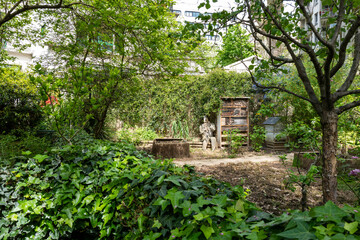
[250, 29, 294, 65]
[296, 0, 332, 49]
[330, 16, 360, 78]
[330, 0, 346, 45]
[0, 1, 89, 27]
[253, 0, 325, 89]
[333, 89, 360, 101]
[242, 58, 314, 104]
[333, 33, 360, 102]
[336, 100, 360, 115]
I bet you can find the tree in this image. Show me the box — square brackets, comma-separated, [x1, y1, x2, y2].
[199, 0, 360, 203]
[0, 0, 90, 61]
[217, 25, 254, 66]
[33, 0, 197, 140]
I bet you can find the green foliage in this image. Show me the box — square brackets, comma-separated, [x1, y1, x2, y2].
[278, 120, 321, 152]
[135, 69, 252, 137]
[0, 133, 52, 167]
[28, 0, 199, 141]
[217, 25, 254, 67]
[0, 67, 42, 135]
[341, 168, 360, 205]
[280, 154, 320, 211]
[226, 129, 246, 156]
[1, 140, 360, 239]
[0, 140, 258, 239]
[171, 120, 190, 140]
[117, 126, 159, 145]
[250, 126, 266, 152]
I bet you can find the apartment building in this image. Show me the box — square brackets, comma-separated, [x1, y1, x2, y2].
[170, 0, 237, 43]
[299, 0, 338, 43]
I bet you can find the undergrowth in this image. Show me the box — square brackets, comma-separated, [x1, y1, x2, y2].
[0, 140, 359, 239]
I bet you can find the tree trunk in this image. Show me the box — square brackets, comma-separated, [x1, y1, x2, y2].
[321, 110, 338, 203]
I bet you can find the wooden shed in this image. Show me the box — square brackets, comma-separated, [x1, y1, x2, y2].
[216, 97, 250, 148]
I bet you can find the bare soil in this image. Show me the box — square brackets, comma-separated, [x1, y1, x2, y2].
[173, 149, 357, 215]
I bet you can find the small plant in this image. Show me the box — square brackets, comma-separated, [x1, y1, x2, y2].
[117, 126, 159, 145]
[226, 129, 246, 157]
[279, 154, 320, 211]
[250, 125, 266, 152]
[340, 168, 360, 204]
[171, 119, 189, 140]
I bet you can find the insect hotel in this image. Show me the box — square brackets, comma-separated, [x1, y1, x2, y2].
[216, 97, 250, 148]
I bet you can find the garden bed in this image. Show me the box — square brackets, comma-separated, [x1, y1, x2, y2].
[179, 157, 358, 215]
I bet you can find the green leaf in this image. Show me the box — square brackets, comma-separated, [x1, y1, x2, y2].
[344, 221, 358, 234]
[138, 214, 147, 232]
[277, 221, 316, 240]
[164, 188, 185, 209]
[153, 197, 170, 210]
[194, 212, 206, 221]
[200, 225, 214, 239]
[33, 154, 49, 163]
[330, 233, 358, 240]
[197, 196, 211, 207]
[22, 151, 32, 155]
[310, 201, 349, 223]
[102, 213, 113, 226]
[64, 218, 74, 228]
[164, 175, 182, 186]
[152, 220, 162, 229]
[212, 195, 227, 207]
[82, 194, 95, 205]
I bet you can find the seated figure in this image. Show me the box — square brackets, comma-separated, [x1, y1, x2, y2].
[199, 116, 217, 151]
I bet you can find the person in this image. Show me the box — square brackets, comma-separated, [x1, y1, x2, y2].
[199, 116, 217, 151]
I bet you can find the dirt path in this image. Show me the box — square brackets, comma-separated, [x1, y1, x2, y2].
[172, 150, 357, 215]
[173, 152, 294, 166]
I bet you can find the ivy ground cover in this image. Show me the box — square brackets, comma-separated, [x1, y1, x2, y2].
[1, 140, 360, 239]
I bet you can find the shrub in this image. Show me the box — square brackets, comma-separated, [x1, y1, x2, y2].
[250, 126, 266, 152]
[0, 68, 42, 135]
[0, 133, 52, 166]
[117, 126, 159, 145]
[0, 140, 258, 239]
[226, 129, 246, 157]
[1, 140, 360, 239]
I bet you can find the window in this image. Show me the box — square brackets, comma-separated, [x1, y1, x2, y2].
[185, 11, 200, 17]
[314, 13, 318, 26]
[205, 35, 220, 41]
[314, 0, 318, 5]
[171, 9, 181, 16]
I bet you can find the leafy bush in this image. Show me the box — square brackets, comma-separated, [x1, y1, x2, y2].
[0, 133, 52, 166]
[250, 126, 266, 152]
[0, 68, 42, 135]
[171, 119, 189, 140]
[226, 129, 246, 157]
[117, 126, 159, 145]
[1, 140, 360, 239]
[278, 120, 321, 152]
[0, 141, 257, 239]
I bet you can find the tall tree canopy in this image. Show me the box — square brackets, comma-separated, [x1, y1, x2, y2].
[217, 25, 254, 67]
[31, 0, 199, 140]
[199, 0, 360, 203]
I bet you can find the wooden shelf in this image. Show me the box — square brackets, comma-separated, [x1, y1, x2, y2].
[221, 124, 248, 127]
[222, 106, 247, 109]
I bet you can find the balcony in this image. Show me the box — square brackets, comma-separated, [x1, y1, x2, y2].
[320, 7, 336, 19]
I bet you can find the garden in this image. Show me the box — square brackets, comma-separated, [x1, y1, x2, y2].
[2, 0, 360, 239]
[1, 63, 360, 239]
